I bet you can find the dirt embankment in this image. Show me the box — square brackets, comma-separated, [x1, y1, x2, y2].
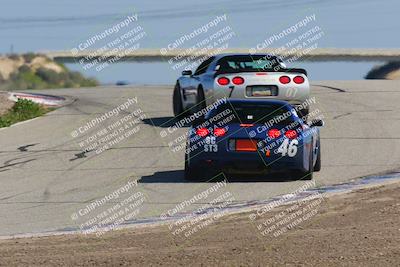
[0, 53, 98, 91]
[0, 181, 399, 266]
[0, 92, 13, 116]
[0, 54, 63, 81]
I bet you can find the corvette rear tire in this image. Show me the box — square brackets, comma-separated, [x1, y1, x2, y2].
[314, 140, 321, 172]
[184, 151, 201, 181]
[184, 164, 215, 181]
[302, 171, 313, 180]
[184, 161, 198, 181]
[196, 86, 207, 112]
[173, 82, 184, 118]
[184, 155, 217, 182]
[293, 170, 313, 180]
[304, 146, 314, 180]
[294, 146, 314, 180]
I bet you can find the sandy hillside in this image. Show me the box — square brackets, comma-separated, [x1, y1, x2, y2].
[0, 54, 63, 81]
[0, 92, 13, 116]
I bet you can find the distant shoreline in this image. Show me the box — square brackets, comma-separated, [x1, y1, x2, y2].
[39, 48, 400, 62]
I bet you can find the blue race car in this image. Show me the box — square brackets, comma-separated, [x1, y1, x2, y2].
[184, 99, 323, 181]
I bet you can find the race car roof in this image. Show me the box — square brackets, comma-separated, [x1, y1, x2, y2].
[213, 53, 280, 60]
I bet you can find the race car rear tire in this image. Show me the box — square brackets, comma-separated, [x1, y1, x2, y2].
[293, 147, 314, 180]
[184, 152, 207, 181]
[184, 151, 198, 181]
[304, 147, 314, 180]
[196, 86, 207, 113]
[314, 140, 321, 172]
[173, 82, 184, 118]
[184, 162, 198, 181]
[293, 170, 313, 180]
[184, 156, 218, 181]
[184, 164, 217, 181]
[303, 170, 313, 180]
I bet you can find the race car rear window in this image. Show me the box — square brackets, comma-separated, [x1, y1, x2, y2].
[194, 56, 215, 75]
[207, 102, 296, 126]
[216, 55, 283, 73]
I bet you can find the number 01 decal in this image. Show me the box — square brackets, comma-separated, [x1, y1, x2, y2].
[277, 139, 298, 157]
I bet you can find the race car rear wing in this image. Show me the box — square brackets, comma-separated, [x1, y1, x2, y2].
[282, 68, 308, 76]
[215, 68, 308, 76]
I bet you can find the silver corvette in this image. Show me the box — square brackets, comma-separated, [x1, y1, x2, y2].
[173, 54, 311, 118]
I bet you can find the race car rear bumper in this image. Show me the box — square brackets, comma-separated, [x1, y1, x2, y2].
[189, 151, 309, 175]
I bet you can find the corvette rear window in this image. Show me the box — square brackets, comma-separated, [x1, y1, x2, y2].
[216, 55, 283, 73]
[207, 103, 295, 125]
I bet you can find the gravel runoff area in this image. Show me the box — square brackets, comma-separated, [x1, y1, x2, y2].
[0, 92, 13, 116]
[0, 181, 399, 266]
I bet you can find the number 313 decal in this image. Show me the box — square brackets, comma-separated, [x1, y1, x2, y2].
[277, 139, 298, 157]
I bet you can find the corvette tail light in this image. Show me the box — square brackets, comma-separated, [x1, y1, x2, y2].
[268, 128, 281, 139]
[279, 76, 291, 84]
[285, 129, 298, 139]
[232, 76, 244, 85]
[214, 128, 226, 137]
[217, 77, 230, 86]
[196, 128, 209, 137]
[293, 76, 305, 84]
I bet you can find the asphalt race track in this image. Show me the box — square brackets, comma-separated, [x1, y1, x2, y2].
[0, 80, 399, 236]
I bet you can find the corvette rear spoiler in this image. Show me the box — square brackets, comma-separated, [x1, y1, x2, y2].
[283, 68, 307, 76]
[215, 68, 308, 76]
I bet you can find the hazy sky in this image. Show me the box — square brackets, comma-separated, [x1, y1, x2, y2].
[0, 0, 398, 53]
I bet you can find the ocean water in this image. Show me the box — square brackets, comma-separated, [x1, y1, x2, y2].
[0, 0, 397, 84]
[64, 61, 383, 85]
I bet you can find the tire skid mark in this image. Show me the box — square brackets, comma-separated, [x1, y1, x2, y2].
[312, 84, 347, 93]
[0, 158, 37, 170]
[332, 112, 352, 120]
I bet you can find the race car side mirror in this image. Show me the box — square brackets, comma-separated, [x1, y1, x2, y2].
[182, 70, 192, 76]
[310, 119, 324, 127]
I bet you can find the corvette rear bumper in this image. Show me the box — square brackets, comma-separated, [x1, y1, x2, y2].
[189, 152, 308, 175]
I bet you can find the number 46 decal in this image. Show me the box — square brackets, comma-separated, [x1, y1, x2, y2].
[277, 139, 298, 157]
